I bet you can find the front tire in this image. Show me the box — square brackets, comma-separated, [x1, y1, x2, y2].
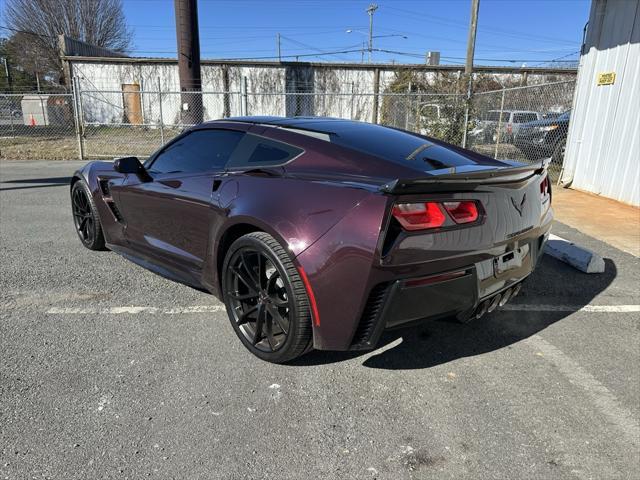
[222, 232, 313, 363]
[71, 180, 106, 251]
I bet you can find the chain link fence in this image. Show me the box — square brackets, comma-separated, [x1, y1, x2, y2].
[380, 92, 467, 146]
[0, 93, 79, 160]
[466, 80, 574, 180]
[1, 79, 574, 180]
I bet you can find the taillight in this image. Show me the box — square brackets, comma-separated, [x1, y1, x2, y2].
[392, 201, 480, 231]
[443, 201, 479, 224]
[540, 175, 550, 199]
[392, 202, 446, 230]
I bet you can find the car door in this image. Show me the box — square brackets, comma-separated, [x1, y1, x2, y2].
[113, 128, 245, 272]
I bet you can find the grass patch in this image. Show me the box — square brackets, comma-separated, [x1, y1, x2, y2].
[0, 125, 183, 161]
[0, 135, 79, 160]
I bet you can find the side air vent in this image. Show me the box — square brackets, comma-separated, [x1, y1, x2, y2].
[350, 282, 392, 348]
[381, 217, 403, 257]
[107, 201, 124, 223]
[98, 179, 111, 196]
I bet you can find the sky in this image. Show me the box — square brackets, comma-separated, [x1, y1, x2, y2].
[122, 0, 592, 66]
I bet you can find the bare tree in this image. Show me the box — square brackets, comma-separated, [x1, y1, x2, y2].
[3, 0, 132, 83]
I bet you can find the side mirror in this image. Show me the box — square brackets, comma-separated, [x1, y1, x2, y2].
[113, 156, 144, 174]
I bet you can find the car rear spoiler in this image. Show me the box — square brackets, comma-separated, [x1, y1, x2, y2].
[379, 159, 550, 194]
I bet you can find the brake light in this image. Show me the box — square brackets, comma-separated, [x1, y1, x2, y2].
[392, 202, 446, 230]
[392, 201, 481, 230]
[540, 175, 550, 199]
[443, 201, 479, 224]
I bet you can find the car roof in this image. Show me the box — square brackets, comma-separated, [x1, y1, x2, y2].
[212, 116, 506, 172]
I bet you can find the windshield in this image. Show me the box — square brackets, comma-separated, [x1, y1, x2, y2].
[484, 111, 509, 122]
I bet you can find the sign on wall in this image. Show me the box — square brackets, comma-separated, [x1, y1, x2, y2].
[596, 72, 616, 86]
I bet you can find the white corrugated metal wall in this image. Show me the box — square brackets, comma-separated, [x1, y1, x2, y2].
[562, 0, 640, 206]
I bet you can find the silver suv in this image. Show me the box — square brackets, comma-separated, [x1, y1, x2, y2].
[473, 110, 543, 143]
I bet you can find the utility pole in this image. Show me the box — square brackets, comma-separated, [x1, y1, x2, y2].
[367, 3, 378, 63]
[462, 0, 480, 148]
[174, 0, 203, 125]
[465, 0, 480, 74]
[277, 33, 281, 62]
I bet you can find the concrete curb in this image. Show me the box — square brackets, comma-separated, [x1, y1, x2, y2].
[544, 234, 605, 273]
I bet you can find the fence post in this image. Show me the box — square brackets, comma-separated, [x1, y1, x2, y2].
[371, 68, 380, 124]
[349, 82, 355, 120]
[71, 77, 85, 160]
[222, 66, 231, 118]
[405, 82, 412, 130]
[39, 95, 45, 126]
[461, 73, 473, 148]
[241, 76, 248, 116]
[8, 95, 15, 134]
[415, 93, 421, 134]
[157, 77, 165, 146]
[494, 88, 506, 159]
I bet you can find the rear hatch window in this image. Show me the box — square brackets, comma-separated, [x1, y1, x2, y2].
[322, 123, 500, 171]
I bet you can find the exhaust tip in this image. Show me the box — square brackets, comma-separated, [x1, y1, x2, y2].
[475, 301, 489, 319]
[499, 288, 513, 306]
[487, 294, 502, 313]
[511, 283, 522, 298]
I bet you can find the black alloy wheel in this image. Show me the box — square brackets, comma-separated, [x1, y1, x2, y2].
[222, 232, 312, 363]
[71, 180, 106, 250]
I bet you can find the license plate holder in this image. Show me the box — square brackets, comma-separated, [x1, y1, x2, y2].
[494, 244, 530, 275]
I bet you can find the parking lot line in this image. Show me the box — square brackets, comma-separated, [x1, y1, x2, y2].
[502, 304, 640, 313]
[46, 305, 227, 314]
[525, 334, 640, 446]
[44, 304, 640, 315]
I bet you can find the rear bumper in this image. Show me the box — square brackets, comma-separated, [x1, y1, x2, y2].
[296, 187, 553, 352]
[349, 230, 549, 350]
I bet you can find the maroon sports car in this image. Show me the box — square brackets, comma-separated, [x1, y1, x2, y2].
[71, 116, 553, 363]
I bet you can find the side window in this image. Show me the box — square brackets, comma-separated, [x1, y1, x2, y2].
[148, 129, 244, 174]
[226, 134, 303, 169]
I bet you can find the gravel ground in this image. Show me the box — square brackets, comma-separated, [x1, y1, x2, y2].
[1, 160, 639, 480]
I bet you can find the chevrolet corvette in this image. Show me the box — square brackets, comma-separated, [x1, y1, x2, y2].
[71, 116, 553, 362]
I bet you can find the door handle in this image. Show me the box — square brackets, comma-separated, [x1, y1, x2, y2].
[212, 179, 222, 192]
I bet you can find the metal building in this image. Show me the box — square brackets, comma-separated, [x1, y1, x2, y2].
[561, 0, 640, 206]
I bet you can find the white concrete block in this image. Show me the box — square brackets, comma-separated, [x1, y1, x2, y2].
[544, 234, 605, 273]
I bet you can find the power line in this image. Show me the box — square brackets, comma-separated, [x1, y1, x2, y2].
[372, 48, 579, 64]
[0, 24, 579, 65]
[383, 5, 582, 46]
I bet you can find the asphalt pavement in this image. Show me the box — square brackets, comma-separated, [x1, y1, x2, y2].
[1, 160, 639, 480]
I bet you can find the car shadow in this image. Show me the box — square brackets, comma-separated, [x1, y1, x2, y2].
[288, 255, 617, 370]
[0, 176, 71, 192]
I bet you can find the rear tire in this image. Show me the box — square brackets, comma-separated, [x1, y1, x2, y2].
[71, 180, 106, 251]
[222, 232, 313, 363]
